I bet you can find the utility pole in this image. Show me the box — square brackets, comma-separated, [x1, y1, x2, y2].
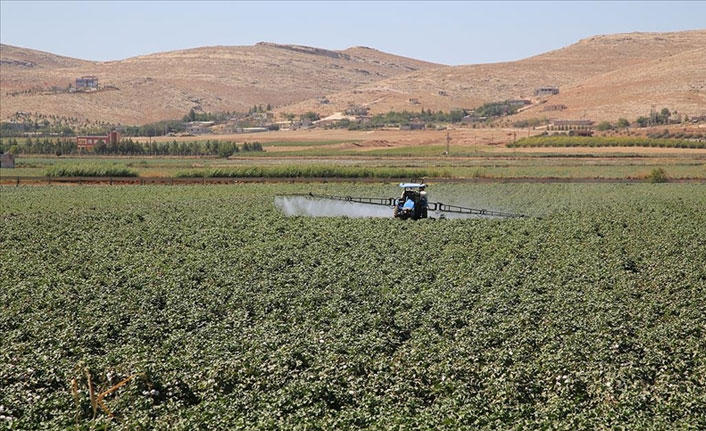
[445, 131, 451, 155]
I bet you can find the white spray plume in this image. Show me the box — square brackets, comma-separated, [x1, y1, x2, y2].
[274, 196, 507, 220]
[275, 196, 392, 218]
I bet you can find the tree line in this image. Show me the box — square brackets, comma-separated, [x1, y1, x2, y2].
[0, 138, 264, 157]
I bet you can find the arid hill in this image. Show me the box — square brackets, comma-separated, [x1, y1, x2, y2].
[0, 44, 91, 69]
[2, 30, 705, 125]
[282, 30, 706, 121]
[514, 47, 706, 121]
[0, 43, 439, 124]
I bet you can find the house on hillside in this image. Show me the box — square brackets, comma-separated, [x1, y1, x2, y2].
[534, 86, 559, 96]
[549, 119, 594, 131]
[184, 121, 214, 135]
[240, 127, 268, 133]
[461, 115, 488, 124]
[400, 122, 425, 131]
[251, 112, 273, 121]
[75, 76, 98, 89]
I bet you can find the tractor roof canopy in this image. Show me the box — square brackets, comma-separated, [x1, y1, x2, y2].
[399, 183, 426, 189]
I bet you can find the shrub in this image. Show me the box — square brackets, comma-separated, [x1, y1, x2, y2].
[45, 164, 138, 177]
[647, 167, 668, 183]
[595, 121, 613, 131]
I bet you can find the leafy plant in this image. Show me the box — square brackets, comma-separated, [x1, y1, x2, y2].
[1, 183, 705, 429]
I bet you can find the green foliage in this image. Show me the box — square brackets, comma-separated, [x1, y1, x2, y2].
[616, 118, 630, 128]
[1, 184, 705, 429]
[0, 137, 78, 155]
[595, 121, 614, 131]
[344, 109, 468, 130]
[646, 167, 668, 183]
[509, 136, 706, 149]
[512, 118, 548, 128]
[182, 110, 230, 124]
[44, 164, 138, 177]
[301, 111, 321, 121]
[123, 119, 186, 137]
[474, 101, 521, 117]
[174, 165, 445, 178]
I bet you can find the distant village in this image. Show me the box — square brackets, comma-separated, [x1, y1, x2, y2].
[3, 78, 706, 147]
[4, 75, 118, 98]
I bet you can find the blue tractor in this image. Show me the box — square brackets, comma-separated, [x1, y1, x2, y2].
[292, 183, 526, 220]
[394, 183, 429, 220]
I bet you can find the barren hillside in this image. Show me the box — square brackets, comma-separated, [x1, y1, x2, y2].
[0, 44, 91, 69]
[0, 43, 440, 124]
[281, 30, 706, 120]
[515, 47, 706, 121]
[2, 30, 705, 125]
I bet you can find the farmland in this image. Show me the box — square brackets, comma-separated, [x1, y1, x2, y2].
[1, 183, 705, 429]
[3, 150, 706, 180]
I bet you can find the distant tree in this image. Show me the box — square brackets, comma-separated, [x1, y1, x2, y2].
[636, 116, 649, 127]
[301, 111, 320, 121]
[595, 121, 613, 131]
[616, 118, 630, 128]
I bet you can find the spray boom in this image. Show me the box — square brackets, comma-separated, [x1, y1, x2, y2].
[277, 185, 527, 220]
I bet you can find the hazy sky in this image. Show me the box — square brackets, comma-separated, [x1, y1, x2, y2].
[1, 1, 703, 65]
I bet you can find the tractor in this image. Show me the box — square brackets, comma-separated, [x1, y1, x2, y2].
[289, 183, 526, 220]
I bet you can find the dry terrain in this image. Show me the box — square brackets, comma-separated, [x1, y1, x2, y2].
[1, 30, 705, 125]
[0, 43, 438, 124]
[283, 31, 706, 121]
[134, 127, 706, 157]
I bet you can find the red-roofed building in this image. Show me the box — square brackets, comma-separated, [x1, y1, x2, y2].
[76, 131, 120, 150]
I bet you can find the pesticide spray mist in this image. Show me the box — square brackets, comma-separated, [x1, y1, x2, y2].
[275, 196, 391, 218]
[274, 196, 504, 219]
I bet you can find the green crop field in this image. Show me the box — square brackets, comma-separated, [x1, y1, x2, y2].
[509, 136, 706, 149]
[3, 154, 706, 180]
[1, 183, 705, 429]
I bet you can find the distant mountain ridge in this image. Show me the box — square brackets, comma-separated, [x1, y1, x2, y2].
[282, 30, 706, 122]
[0, 42, 440, 124]
[1, 30, 705, 124]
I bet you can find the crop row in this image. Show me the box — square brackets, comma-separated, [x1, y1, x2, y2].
[45, 164, 138, 177]
[1, 183, 705, 429]
[174, 166, 450, 179]
[509, 136, 706, 149]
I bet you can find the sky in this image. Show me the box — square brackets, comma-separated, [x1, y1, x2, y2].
[1, 1, 704, 65]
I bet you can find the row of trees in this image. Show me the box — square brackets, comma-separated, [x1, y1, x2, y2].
[474, 101, 520, 117]
[182, 109, 233, 123]
[1, 138, 76, 155]
[594, 118, 631, 131]
[326, 109, 468, 130]
[0, 138, 264, 157]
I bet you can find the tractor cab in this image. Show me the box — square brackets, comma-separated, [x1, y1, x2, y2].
[394, 183, 429, 220]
